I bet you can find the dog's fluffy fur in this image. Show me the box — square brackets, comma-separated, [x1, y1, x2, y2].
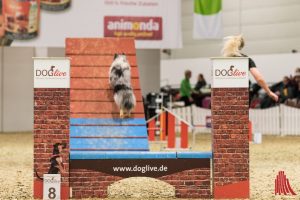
[221, 35, 244, 57]
[109, 53, 136, 118]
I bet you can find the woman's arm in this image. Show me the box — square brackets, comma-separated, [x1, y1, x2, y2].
[55, 157, 65, 173]
[250, 67, 279, 102]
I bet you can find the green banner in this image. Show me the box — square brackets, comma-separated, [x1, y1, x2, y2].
[194, 0, 222, 15]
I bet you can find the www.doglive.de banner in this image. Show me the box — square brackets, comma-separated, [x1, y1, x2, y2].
[13, 0, 182, 49]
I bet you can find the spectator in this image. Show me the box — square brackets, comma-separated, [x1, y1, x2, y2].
[285, 71, 300, 108]
[180, 70, 193, 106]
[277, 76, 295, 103]
[192, 73, 209, 107]
[194, 73, 207, 91]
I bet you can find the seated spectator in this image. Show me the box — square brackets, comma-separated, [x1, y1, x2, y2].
[179, 70, 193, 106]
[277, 76, 295, 103]
[194, 74, 207, 91]
[285, 71, 300, 108]
[192, 73, 209, 107]
[260, 76, 296, 108]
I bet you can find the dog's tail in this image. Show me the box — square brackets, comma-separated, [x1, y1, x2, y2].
[115, 89, 136, 111]
[35, 169, 43, 180]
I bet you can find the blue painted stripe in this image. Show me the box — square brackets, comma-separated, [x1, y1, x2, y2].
[70, 118, 147, 125]
[70, 138, 149, 150]
[70, 151, 177, 160]
[176, 151, 212, 159]
[70, 126, 148, 137]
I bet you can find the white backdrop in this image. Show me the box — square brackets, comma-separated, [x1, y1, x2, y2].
[161, 53, 300, 87]
[12, 0, 182, 49]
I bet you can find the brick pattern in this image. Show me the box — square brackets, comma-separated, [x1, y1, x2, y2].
[34, 88, 70, 187]
[212, 88, 249, 186]
[159, 168, 211, 198]
[70, 168, 211, 199]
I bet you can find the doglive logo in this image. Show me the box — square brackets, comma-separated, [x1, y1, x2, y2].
[211, 57, 249, 88]
[35, 66, 67, 77]
[274, 171, 296, 195]
[104, 16, 163, 40]
[214, 65, 247, 78]
[33, 58, 70, 88]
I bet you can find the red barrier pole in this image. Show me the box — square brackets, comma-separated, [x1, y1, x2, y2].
[148, 118, 155, 141]
[167, 112, 175, 148]
[160, 112, 166, 141]
[180, 121, 188, 149]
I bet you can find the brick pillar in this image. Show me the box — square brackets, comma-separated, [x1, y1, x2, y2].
[212, 59, 249, 199]
[33, 58, 70, 199]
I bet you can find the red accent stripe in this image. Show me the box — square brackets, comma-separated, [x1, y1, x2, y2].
[286, 178, 297, 195]
[65, 38, 136, 55]
[71, 66, 139, 78]
[167, 113, 175, 148]
[214, 180, 249, 199]
[283, 172, 288, 195]
[275, 177, 277, 195]
[68, 55, 137, 66]
[148, 118, 155, 141]
[181, 122, 188, 149]
[281, 171, 287, 195]
[278, 172, 282, 195]
[70, 101, 144, 114]
[70, 89, 143, 101]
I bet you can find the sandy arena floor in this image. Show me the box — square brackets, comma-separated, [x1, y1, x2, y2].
[0, 132, 300, 200]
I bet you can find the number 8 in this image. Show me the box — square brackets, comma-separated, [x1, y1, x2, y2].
[48, 187, 56, 199]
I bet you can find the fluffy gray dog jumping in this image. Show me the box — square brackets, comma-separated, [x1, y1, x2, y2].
[109, 53, 136, 118]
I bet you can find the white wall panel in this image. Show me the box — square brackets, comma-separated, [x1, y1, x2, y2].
[3, 47, 34, 132]
[167, 0, 300, 59]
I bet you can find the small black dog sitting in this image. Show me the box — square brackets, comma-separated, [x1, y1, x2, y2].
[35, 143, 66, 180]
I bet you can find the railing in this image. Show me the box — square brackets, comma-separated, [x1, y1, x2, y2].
[171, 105, 300, 136]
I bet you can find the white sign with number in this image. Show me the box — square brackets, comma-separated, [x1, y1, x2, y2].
[34, 58, 70, 88]
[211, 57, 249, 88]
[43, 174, 61, 200]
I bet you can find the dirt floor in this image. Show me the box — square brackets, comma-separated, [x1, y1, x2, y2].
[0, 132, 300, 199]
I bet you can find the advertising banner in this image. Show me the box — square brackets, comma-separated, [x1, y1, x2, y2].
[13, 0, 182, 49]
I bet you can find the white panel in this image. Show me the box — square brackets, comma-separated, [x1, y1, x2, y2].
[242, 0, 300, 10]
[211, 58, 249, 88]
[34, 58, 70, 88]
[3, 47, 34, 132]
[171, 37, 300, 59]
[43, 174, 61, 200]
[182, 11, 240, 31]
[242, 4, 300, 25]
[173, 0, 300, 59]
[161, 57, 212, 87]
[136, 49, 160, 96]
